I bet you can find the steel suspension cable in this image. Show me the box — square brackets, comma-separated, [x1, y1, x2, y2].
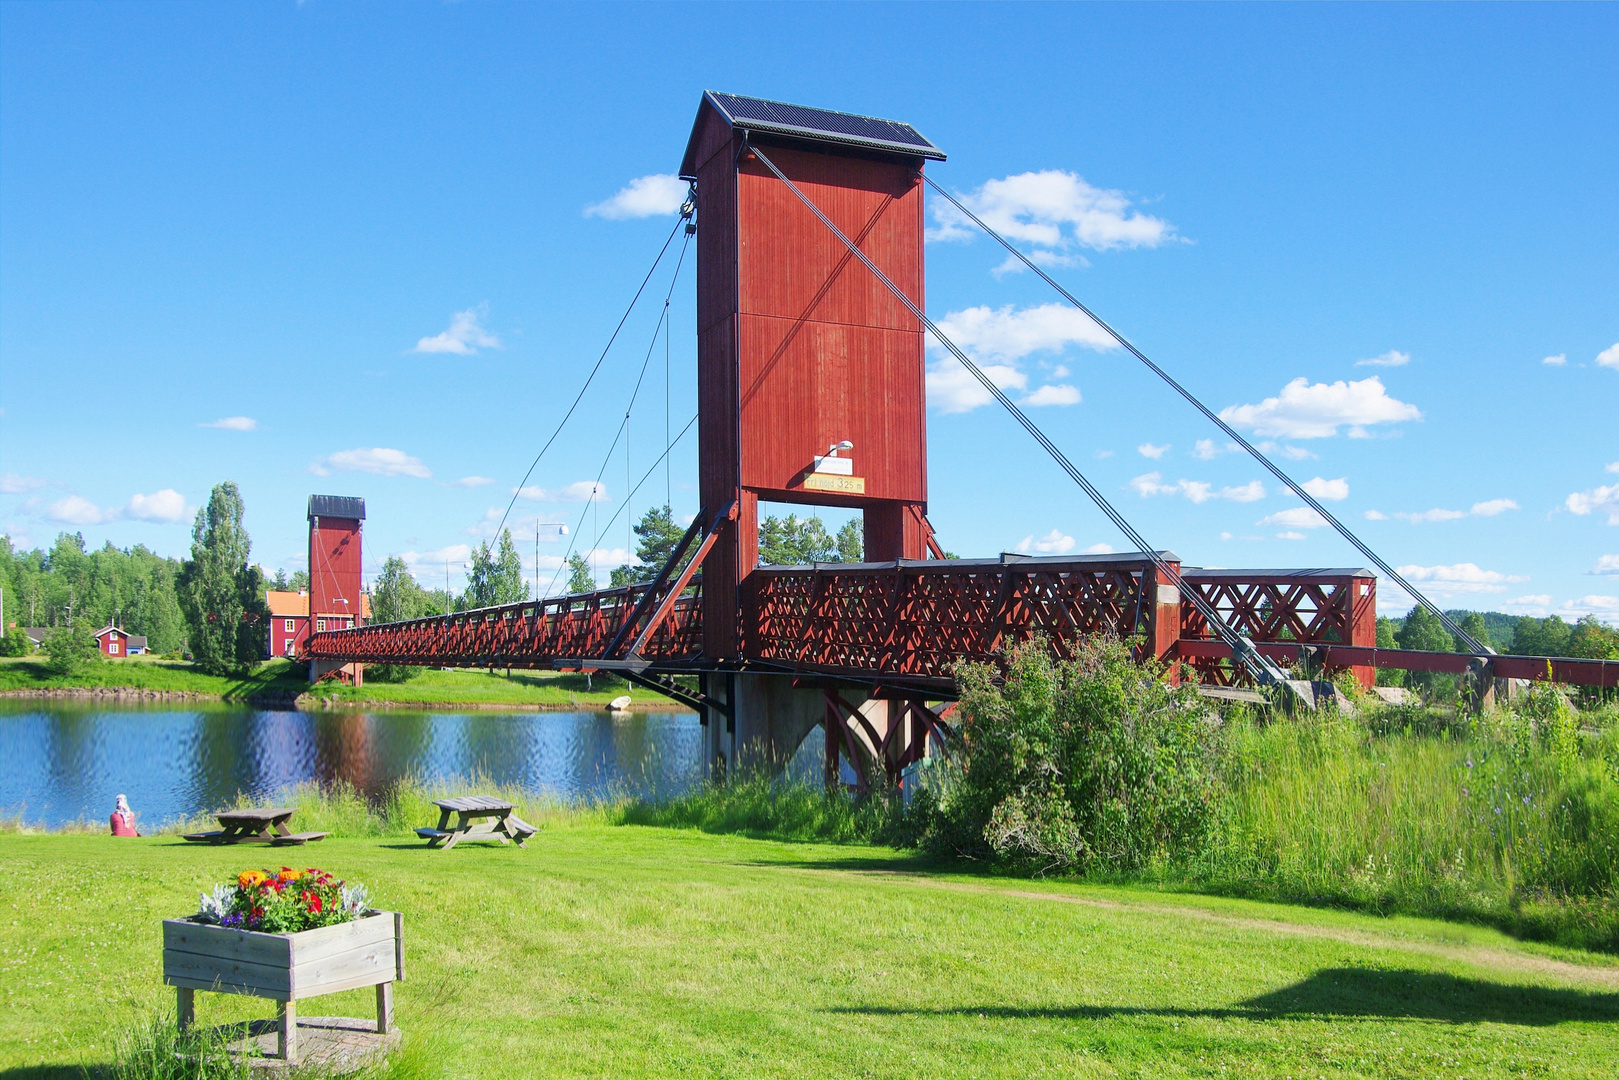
[487, 209, 691, 546]
[918, 172, 1484, 656]
[544, 413, 699, 598]
[747, 144, 1286, 685]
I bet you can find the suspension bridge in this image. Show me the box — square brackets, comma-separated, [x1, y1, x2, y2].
[306, 92, 1617, 785]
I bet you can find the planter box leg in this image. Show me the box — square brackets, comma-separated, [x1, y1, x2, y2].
[376, 981, 394, 1033]
[279, 999, 298, 1064]
[176, 987, 194, 1033]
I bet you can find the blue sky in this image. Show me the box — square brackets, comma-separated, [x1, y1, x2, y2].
[2, 2, 1615, 623]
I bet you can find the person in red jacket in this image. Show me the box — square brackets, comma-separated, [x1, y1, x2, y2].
[109, 794, 139, 837]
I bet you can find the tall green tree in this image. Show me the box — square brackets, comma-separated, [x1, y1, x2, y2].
[611, 505, 692, 586]
[565, 553, 596, 594]
[463, 529, 525, 609]
[834, 518, 864, 562]
[1396, 604, 1453, 653]
[1568, 616, 1619, 661]
[177, 482, 269, 675]
[758, 514, 836, 565]
[1512, 615, 1573, 657]
[1451, 611, 1490, 653]
[368, 556, 430, 681]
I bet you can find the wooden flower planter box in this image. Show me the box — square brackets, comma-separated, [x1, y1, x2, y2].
[163, 911, 404, 1065]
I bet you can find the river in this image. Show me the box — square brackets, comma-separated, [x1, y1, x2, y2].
[0, 702, 768, 830]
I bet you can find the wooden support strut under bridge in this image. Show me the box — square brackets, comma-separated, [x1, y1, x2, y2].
[305, 92, 1616, 783]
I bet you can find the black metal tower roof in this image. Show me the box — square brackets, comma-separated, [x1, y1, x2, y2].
[308, 495, 365, 521]
[681, 91, 945, 178]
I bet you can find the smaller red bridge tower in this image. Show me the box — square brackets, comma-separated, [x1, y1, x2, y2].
[307, 494, 366, 684]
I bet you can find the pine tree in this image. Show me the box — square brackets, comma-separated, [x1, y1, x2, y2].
[464, 530, 526, 609]
[565, 553, 596, 594]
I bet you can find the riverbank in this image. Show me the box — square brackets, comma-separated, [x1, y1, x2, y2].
[0, 656, 689, 711]
[5, 827, 1616, 1078]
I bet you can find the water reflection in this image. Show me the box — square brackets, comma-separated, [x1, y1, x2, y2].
[0, 704, 704, 829]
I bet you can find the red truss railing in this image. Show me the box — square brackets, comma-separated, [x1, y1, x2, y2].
[305, 557, 1617, 691]
[304, 577, 702, 668]
[742, 554, 1178, 686]
[1177, 568, 1376, 687]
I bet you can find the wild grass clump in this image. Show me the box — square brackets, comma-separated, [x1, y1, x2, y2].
[93, 1009, 438, 1079]
[616, 772, 899, 843]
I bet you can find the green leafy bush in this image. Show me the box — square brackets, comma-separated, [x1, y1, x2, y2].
[44, 623, 97, 675]
[0, 626, 33, 656]
[914, 635, 1224, 873]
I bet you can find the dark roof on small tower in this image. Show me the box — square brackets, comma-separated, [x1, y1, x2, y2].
[681, 91, 945, 178]
[307, 495, 365, 521]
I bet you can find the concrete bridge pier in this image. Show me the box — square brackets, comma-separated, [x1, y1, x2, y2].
[699, 673, 938, 789]
[309, 659, 364, 686]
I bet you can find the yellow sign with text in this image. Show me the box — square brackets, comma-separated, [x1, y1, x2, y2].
[801, 473, 866, 495]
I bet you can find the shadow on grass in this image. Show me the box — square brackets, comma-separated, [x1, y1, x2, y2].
[834, 968, 1619, 1026]
[0, 1069, 81, 1080]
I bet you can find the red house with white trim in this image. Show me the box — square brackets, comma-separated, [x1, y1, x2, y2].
[266, 589, 371, 659]
[94, 625, 147, 657]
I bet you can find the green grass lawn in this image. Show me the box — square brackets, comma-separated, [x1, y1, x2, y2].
[0, 656, 308, 699]
[3, 827, 1616, 1078]
[0, 657, 687, 712]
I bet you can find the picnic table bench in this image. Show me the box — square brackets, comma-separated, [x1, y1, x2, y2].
[181, 808, 328, 847]
[416, 796, 535, 850]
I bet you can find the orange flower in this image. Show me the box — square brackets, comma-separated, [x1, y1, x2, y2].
[237, 870, 269, 889]
[277, 868, 304, 883]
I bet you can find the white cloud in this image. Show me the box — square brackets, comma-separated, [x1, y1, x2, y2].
[1597, 343, 1619, 370]
[928, 170, 1178, 270]
[1568, 595, 1619, 619]
[1276, 531, 1307, 541]
[47, 495, 108, 526]
[1590, 555, 1619, 576]
[1542, 353, 1567, 367]
[1137, 442, 1171, 460]
[926, 303, 1123, 412]
[1131, 472, 1264, 505]
[1222, 480, 1266, 503]
[125, 490, 188, 523]
[1566, 484, 1619, 525]
[1393, 508, 1467, 523]
[926, 357, 1025, 414]
[1381, 499, 1517, 524]
[1023, 384, 1082, 407]
[400, 545, 472, 578]
[1300, 476, 1349, 501]
[312, 448, 432, 479]
[584, 174, 687, 220]
[1, 473, 45, 494]
[453, 476, 494, 488]
[1395, 562, 1528, 594]
[1219, 376, 1421, 439]
[1016, 529, 1076, 555]
[1355, 350, 1410, 368]
[1192, 439, 1240, 461]
[931, 303, 1115, 363]
[1094, 450, 1114, 459]
[200, 416, 256, 431]
[1084, 542, 1116, 554]
[1502, 594, 1553, 616]
[414, 304, 501, 355]
[1469, 498, 1519, 517]
[1256, 441, 1317, 461]
[1260, 506, 1329, 529]
[513, 481, 609, 503]
[1608, 462, 1619, 474]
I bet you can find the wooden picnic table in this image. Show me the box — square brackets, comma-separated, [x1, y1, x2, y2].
[416, 796, 535, 850]
[181, 808, 327, 847]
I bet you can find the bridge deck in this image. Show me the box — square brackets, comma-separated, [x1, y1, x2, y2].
[305, 556, 1617, 691]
